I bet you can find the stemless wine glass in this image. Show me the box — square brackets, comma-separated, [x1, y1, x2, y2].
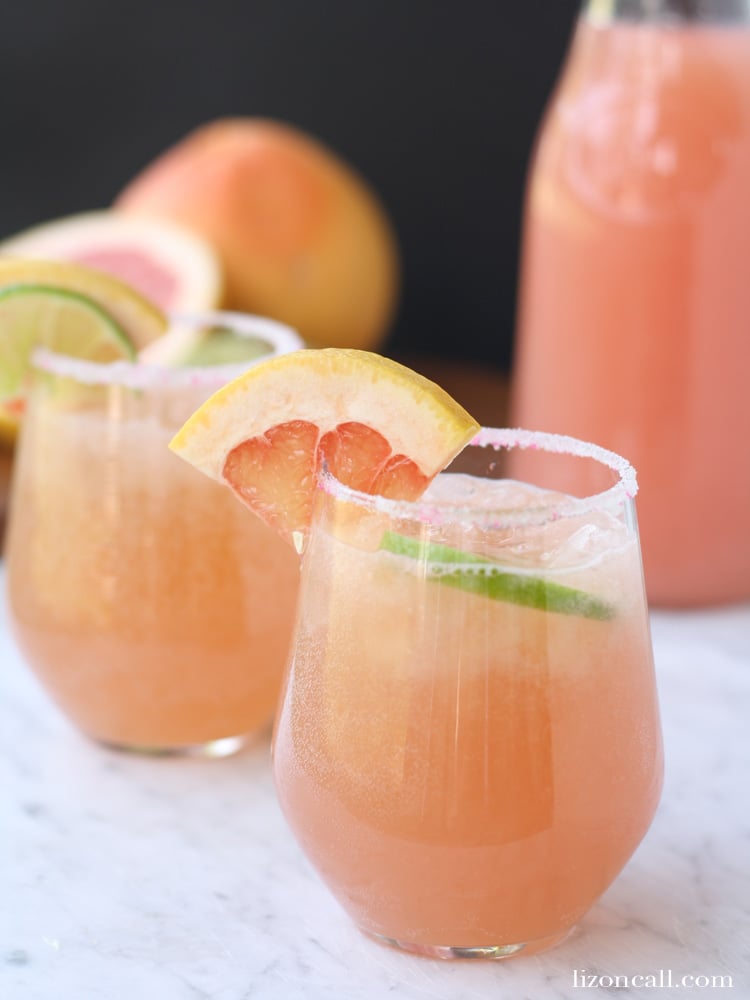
[6, 312, 303, 756]
[273, 428, 663, 959]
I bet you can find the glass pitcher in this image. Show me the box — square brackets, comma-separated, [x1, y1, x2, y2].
[511, 0, 750, 606]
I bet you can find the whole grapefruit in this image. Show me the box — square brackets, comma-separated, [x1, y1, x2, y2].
[115, 118, 400, 351]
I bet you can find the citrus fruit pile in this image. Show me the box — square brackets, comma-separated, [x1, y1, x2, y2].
[1, 117, 400, 355]
[170, 349, 480, 546]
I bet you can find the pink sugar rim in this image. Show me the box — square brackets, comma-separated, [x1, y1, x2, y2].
[320, 426, 638, 527]
[471, 427, 638, 499]
[30, 310, 303, 390]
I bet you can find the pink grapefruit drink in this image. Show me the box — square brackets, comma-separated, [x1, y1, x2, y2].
[512, 9, 750, 606]
[168, 354, 660, 957]
[272, 429, 663, 958]
[6, 315, 303, 755]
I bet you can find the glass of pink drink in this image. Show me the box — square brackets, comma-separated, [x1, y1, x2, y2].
[511, 0, 750, 607]
[6, 313, 303, 756]
[273, 428, 663, 959]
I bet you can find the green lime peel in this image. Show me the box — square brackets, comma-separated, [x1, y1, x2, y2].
[379, 531, 615, 621]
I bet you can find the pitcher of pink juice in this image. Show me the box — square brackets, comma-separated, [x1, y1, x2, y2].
[511, 0, 750, 607]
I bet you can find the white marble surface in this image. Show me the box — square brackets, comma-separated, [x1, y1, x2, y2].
[1, 566, 749, 1000]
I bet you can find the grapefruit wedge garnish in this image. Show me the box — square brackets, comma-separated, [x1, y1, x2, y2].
[170, 348, 480, 546]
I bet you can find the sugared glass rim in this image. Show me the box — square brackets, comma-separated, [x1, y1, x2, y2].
[319, 426, 638, 526]
[29, 310, 304, 390]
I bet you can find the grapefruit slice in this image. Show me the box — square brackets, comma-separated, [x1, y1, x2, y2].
[170, 348, 480, 546]
[0, 211, 223, 313]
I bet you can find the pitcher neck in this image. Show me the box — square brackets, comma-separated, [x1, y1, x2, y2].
[582, 0, 750, 22]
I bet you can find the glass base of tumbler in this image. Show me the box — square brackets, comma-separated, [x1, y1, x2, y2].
[366, 927, 572, 961]
[97, 733, 253, 759]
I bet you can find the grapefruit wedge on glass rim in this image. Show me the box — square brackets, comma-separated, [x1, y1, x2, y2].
[169, 348, 480, 548]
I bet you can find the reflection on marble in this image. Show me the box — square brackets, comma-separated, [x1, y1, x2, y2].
[1, 569, 748, 999]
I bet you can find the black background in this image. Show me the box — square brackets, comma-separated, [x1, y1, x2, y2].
[0, 0, 579, 370]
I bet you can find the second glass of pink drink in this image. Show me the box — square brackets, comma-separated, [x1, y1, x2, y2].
[512, 0, 750, 606]
[273, 429, 663, 958]
[6, 313, 303, 755]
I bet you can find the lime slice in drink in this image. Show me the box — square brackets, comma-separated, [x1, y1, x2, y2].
[140, 323, 269, 367]
[380, 531, 615, 620]
[0, 285, 136, 400]
[173, 326, 270, 366]
[138, 311, 303, 368]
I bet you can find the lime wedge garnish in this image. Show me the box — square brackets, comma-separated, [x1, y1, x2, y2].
[0, 284, 136, 400]
[380, 531, 615, 620]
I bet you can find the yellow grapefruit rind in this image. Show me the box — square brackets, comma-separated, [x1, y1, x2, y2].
[170, 348, 480, 484]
